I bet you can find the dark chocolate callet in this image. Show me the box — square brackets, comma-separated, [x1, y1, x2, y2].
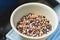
[25, 23, 29, 25]
[43, 16, 45, 18]
[42, 29, 47, 34]
[29, 29, 32, 33]
[28, 13, 32, 15]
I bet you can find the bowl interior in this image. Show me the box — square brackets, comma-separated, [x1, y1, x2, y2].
[11, 3, 58, 39]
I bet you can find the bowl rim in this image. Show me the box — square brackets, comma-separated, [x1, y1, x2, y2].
[10, 2, 58, 39]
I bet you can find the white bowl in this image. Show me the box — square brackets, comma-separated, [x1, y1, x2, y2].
[10, 3, 58, 40]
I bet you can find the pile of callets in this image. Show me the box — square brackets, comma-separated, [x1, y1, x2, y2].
[16, 13, 52, 37]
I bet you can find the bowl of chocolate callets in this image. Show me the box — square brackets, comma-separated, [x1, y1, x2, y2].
[10, 3, 58, 40]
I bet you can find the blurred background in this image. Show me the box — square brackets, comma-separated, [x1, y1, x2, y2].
[0, 0, 60, 40]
